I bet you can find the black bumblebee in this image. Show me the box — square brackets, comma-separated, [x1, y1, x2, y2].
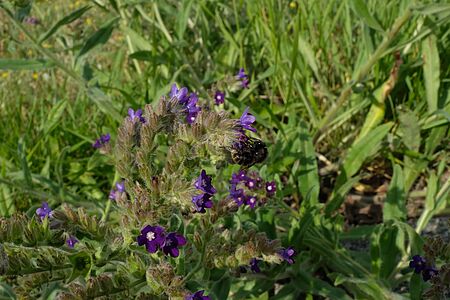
[230, 137, 268, 169]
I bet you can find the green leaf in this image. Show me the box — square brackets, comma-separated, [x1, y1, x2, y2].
[87, 87, 122, 122]
[383, 164, 406, 222]
[334, 122, 393, 189]
[409, 273, 424, 300]
[39, 5, 91, 43]
[415, 171, 438, 233]
[422, 34, 440, 113]
[176, 0, 194, 40]
[211, 275, 230, 299]
[0, 59, 54, 70]
[77, 17, 119, 59]
[43, 100, 67, 135]
[398, 110, 421, 151]
[325, 176, 361, 215]
[294, 121, 319, 205]
[350, 0, 384, 32]
[0, 282, 16, 300]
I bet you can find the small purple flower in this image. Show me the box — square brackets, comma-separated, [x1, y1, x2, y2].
[108, 189, 117, 201]
[36, 202, 53, 220]
[250, 258, 261, 273]
[230, 170, 247, 184]
[185, 290, 210, 300]
[236, 68, 248, 80]
[265, 181, 276, 196]
[137, 225, 166, 253]
[92, 133, 110, 149]
[239, 107, 256, 132]
[116, 181, 125, 193]
[24, 16, 40, 25]
[128, 108, 146, 123]
[170, 83, 189, 104]
[192, 193, 213, 213]
[162, 232, 187, 258]
[194, 170, 217, 195]
[245, 195, 258, 209]
[186, 93, 201, 124]
[214, 90, 225, 105]
[422, 266, 439, 282]
[241, 78, 249, 89]
[279, 247, 296, 264]
[66, 235, 79, 248]
[230, 185, 245, 206]
[245, 178, 257, 189]
[409, 255, 427, 274]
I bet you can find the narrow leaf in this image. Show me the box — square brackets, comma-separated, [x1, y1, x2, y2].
[77, 18, 119, 58]
[422, 34, 440, 113]
[295, 121, 319, 205]
[383, 164, 406, 221]
[350, 0, 384, 32]
[39, 6, 91, 43]
[0, 59, 54, 70]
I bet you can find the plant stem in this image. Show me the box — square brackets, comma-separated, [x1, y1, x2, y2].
[313, 7, 413, 143]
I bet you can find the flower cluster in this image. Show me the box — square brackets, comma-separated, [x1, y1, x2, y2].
[409, 255, 439, 282]
[229, 170, 276, 209]
[92, 133, 110, 149]
[170, 83, 201, 124]
[108, 181, 125, 201]
[137, 225, 187, 257]
[192, 170, 216, 213]
[236, 68, 249, 89]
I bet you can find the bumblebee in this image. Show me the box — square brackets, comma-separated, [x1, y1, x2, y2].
[230, 137, 268, 169]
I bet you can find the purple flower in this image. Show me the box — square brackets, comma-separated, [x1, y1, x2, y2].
[230, 185, 245, 206]
[36, 202, 53, 220]
[236, 68, 248, 80]
[422, 266, 439, 282]
[279, 247, 296, 264]
[92, 133, 110, 149]
[66, 235, 79, 248]
[137, 225, 166, 253]
[128, 108, 146, 123]
[186, 93, 201, 124]
[185, 290, 210, 300]
[230, 170, 247, 184]
[245, 195, 258, 209]
[245, 178, 257, 189]
[24, 17, 40, 25]
[409, 255, 427, 274]
[250, 258, 261, 273]
[116, 181, 125, 193]
[162, 232, 187, 258]
[239, 107, 256, 132]
[109, 189, 117, 201]
[241, 78, 249, 89]
[170, 83, 189, 104]
[265, 181, 276, 196]
[214, 90, 225, 105]
[194, 170, 217, 195]
[192, 193, 213, 213]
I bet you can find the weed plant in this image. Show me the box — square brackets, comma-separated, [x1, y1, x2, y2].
[0, 0, 449, 299]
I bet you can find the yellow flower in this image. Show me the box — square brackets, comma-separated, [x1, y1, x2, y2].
[32, 72, 39, 80]
[1, 71, 10, 79]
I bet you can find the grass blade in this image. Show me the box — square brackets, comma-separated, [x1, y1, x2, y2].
[422, 34, 440, 113]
